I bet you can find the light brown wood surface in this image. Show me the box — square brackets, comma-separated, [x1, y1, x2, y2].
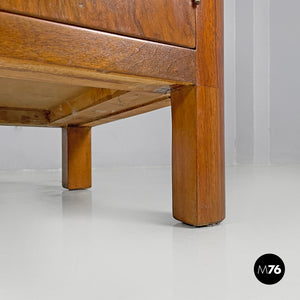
[172, 86, 225, 226]
[51, 92, 170, 127]
[0, 0, 226, 222]
[0, 12, 194, 128]
[0, 84, 172, 127]
[49, 88, 127, 126]
[62, 127, 92, 190]
[0, 59, 182, 94]
[0, 78, 89, 110]
[0, 0, 196, 48]
[0, 107, 49, 126]
[197, 0, 224, 88]
[83, 96, 170, 127]
[171, 0, 225, 226]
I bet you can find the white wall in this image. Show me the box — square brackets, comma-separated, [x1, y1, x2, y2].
[232, 0, 300, 164]
[0, 0, 299, 169]
[270, 0, 300, 163]
[224, 0, 237, 165]
[233, 0, 272, 164]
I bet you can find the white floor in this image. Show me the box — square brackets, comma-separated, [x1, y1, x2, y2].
[0, 166, 299, 299]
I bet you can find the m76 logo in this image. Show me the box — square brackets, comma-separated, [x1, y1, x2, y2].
[254, 254, 285, 285]
[257, 265, 282, 275]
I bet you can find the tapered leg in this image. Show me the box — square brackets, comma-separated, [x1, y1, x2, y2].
[171, 86, 225, 226]
[62, 127, 92, 190]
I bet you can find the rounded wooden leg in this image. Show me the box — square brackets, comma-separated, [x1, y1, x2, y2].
[62, 126, 92, 190]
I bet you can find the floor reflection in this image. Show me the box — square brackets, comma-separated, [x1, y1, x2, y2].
[171, 223, 227, 299]
[61, 190, 93, 218]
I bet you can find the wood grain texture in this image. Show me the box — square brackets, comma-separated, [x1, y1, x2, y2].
[83, 96, 170, 127]
[0, 84, 171, 127]
[62, 127, 91, 190]
[50, 88, 127, 125]
[171, 0, 225, 226]
[0, 59, 180, 94]
[171, 86, 225, 226]
[52, 92, 170, 127]
[172, 87, 197, 225]
[196, 86, 225, 225]
[0, 77, 89, 110]
[197, 0, 224, 87]
[0, 107, 49, 126]
[0, 12, 196, 84]
[0, 0, 196, 48]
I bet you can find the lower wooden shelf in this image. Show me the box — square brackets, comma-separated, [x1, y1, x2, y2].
[0, 77, 171, 127]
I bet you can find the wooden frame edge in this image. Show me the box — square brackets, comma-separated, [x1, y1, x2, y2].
[0, 11, 196, 84]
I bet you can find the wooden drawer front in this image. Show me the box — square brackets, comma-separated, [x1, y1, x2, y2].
[0, 0, 196, 48]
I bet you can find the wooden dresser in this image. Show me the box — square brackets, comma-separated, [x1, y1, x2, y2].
[0, 0, 225, 226]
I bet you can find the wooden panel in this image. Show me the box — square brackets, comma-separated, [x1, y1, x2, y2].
[62, 127, 91, 190]
[51, 92, 169, 126]
[0, 12, 196, 84]
[50, 88, 127, 125]
[0, 77, 89, 110]
[0, 79, 171, 127]
[0, 0, 196, 48]
[0, 59, 181, 94]
[0, 107, 49, 126]
[83, 96, 170, 127]
[0, 97, 170, 128]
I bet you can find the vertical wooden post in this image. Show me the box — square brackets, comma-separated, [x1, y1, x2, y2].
[62, 127, 92, 190]
[171, 0, 225, 226]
